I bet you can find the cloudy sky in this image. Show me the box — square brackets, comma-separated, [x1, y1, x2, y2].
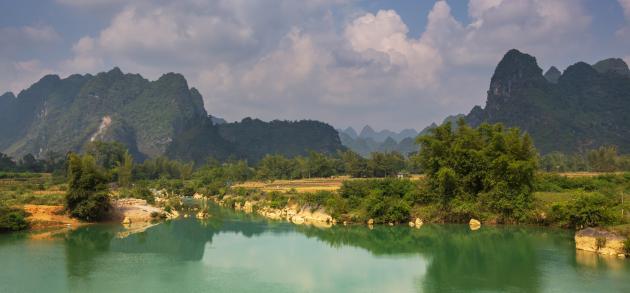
[1, 0, 629, 131]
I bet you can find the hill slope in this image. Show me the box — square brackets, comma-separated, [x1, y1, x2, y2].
[0, 69, 344, 162]
[466, 49, 630, 154]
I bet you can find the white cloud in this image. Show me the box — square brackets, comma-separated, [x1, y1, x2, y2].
[0, 25, 60, 93]
[616, 0, 630, 38]
[0, 25, 60, 54]
[619, 0, 630, 18]
[27, 0, 600, 129]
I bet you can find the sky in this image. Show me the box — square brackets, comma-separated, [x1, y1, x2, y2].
[1, 0, 629, 131]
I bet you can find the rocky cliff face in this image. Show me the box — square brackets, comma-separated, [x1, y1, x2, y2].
[0, 68, 345, 162]
[466, 49, 630, 154]
[0, 68, 207, 159]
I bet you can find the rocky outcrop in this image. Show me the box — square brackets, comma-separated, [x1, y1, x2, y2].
[575, 228, 627, 257]
[113, 198, 170, 223]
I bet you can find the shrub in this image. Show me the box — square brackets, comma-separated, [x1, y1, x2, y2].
[121, 184, 155, 204]
[550, 192, 617, 229]
[0, 205, 30, 232]
[267, 192, 287, 209]
[65, 154, 112, 221]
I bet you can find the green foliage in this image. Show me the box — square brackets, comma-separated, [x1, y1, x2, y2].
[134, 157, 194, 180]
[417, 120, 538, 222]
[85, 141, 127, 170]
[120, 183, 154, 204]
[116, 151, 133, 187]
[65, 153, 112, 221]
[267, 192, 287, 209]
[367, 152, 405, 177]
[0, 205, 29, 232]
[338, 178, 419, 223]
[550, 192, 617, 229]
[540, 146, 630, 172]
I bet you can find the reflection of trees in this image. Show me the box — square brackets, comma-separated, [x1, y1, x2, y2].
[61, 203, 573, 292]
[296, 224, 558, 293]
[64, 225, 117, 278]
[63, 203, 282, 278]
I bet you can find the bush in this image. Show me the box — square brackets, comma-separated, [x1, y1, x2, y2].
[65, 154, 112, 221]
[550, 192, 617, 229]
[120, 184, 155, 204]
[0, 205, 30, 232]
[267, 192, 287, 209]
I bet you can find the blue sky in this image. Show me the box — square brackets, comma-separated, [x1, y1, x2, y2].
[1, 0, 629, 131]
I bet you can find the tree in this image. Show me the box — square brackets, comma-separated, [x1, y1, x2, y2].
[66, 153, 112, 221]
[0, 152, 16, 171]
[340, 150, 368, 177]
[86, 141, 127, 170]
[417, 119, 537, 222]
[367, 152, 405, 177]
[117, 151, 133, 188]
[18, 154, 44, 172]
[256, 154, 294, 180]
[587, 145, 618, 172]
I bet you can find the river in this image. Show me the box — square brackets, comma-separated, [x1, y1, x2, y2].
[1, 203, 629, 292]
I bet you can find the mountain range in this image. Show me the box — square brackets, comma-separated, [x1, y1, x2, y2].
[465, 49, 630, 154]
[0, 68, 343, 163]
[337, 126, 419, 157]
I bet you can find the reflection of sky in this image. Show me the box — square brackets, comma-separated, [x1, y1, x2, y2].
[202, 232, 428, 293]
[2, 220, 630, 293]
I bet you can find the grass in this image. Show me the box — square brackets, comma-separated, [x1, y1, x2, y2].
[233, 175, 427, 193]
[0, 173, 66, 206]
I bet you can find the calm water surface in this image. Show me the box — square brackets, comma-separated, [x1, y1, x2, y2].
[1, 204, 629, 293]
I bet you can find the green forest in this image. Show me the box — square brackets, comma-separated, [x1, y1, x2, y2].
[2, 120, 629, 237]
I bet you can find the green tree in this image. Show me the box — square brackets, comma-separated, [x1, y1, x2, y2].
[86, 141, 127, 170]
[66, 153, 112, 221]
[340, 150, 368, 178]
[368, 152, 405, 177]
[587, 145, 618, 172]
[117, 151, 133, 187]
[417, 119, 537, 222]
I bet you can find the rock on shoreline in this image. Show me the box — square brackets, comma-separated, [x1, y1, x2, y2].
[575, 228, 627, 257]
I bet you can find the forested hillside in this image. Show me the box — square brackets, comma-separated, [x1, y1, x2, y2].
[466, 49, 630, 154]
[0, 69, 344, 162]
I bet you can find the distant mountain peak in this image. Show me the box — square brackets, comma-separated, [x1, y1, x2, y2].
[491, 49, 543, 87]
[544, 66, 561, 83]
[593, 58, 630, 76]
[465, 49, 630, 154]
[342, 127, 358, 139]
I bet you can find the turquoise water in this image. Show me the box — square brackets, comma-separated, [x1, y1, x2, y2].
[1, 204, 629, 293]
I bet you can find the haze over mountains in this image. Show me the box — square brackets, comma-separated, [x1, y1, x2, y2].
[1, 49, 629, 161]
[337, 126, 419, 157]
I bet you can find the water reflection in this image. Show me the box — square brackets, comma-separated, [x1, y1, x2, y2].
[54, 203, 629, 292]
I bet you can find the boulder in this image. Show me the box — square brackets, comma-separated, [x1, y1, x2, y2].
[469, 219, 481, 230]
[575, 228, 627, 256]
[408, 221, 415, 227]
[367, 218, 375, 225]
[122, 217, 131, 225]
[415, 218, 423, 227]
[196, 211, 208, 219]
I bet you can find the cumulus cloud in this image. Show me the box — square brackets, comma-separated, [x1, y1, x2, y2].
[0, 25, 60, 93]
[6, 0, 602, 129]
